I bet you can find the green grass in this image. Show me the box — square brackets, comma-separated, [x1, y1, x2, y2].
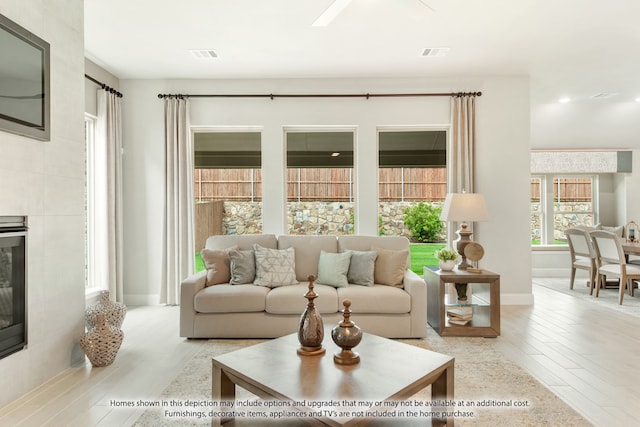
[195, 242, 444, 276]
[195, 252, 205, 272]
[409, 243, 445, 274]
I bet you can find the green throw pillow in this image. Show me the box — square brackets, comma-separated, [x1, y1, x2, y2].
[316, 250, 352, 288]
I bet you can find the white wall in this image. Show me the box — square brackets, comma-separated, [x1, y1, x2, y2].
[0, 0, 86, 407]
[120, 76, 533, 305]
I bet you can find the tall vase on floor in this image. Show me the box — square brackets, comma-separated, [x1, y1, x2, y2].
[86, 290, 127, 329]
[80, 313, 124, 367]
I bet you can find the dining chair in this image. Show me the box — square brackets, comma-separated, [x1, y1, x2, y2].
[590, 230, 640, 304]
[564, 228, 597, 294]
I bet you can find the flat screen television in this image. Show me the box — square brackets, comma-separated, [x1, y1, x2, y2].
[0, 14, 50, 141]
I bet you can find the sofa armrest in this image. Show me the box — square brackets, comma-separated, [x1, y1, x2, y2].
[180, 270, 207, 337]
[403, 269, 427, 337]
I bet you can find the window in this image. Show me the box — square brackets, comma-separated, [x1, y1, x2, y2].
[378, 129, 447, 237]
[286, 130, 354, 235]
[531, 175, 598, 245]
[193, 131, 262, 235]
[85, 113, 107, 290]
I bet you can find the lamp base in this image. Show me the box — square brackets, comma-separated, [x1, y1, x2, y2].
[456, 223, 473, 270]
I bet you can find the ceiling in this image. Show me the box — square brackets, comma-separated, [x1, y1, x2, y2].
[84, 0, 640, 104]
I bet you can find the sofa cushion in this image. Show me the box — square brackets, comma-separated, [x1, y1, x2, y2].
[337, 285, 411, 314]
[229, 249, 255, 285]
[206, 234, 277, 251]
[201, 247, 237, 286]
[277, 235, 338, 281]
[372, 247, 408, 287]
[194, 284, 269, 313]
[316, 250, 352, 288]
[347, 250, 377, 286]
[338, 235, 410, 268]
[253, 244, 298, 288]
[265, 283, 339, 314]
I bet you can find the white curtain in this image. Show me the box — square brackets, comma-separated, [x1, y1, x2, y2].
[161, 97, 195, 305]
[449, 95, 477, 193]
[96, 90, 124, 302]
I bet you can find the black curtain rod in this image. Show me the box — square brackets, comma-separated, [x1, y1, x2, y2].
[157, 91, 481, 100]
[85, 74, 123, 98]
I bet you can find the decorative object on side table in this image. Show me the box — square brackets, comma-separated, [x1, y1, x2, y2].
[434, 247, 459, 271]
[297, 275, 326, 356]
[85, 290, 127, 329]
[79, 313, 124, 367]
[464, 242, 485, 273]
[625, 221, 639, 242]
[439, 191, 489, 270]
[331, 299, 363, 365]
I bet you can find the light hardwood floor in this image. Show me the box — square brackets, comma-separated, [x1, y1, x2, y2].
[0, 279, 638, 427]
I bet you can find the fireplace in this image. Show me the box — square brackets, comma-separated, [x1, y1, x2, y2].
[0, 216, 27, 359]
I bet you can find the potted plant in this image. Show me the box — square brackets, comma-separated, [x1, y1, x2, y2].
[434, 247, 458, 272]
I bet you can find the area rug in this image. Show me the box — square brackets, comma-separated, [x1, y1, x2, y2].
[534, 277, 640, 319]
[133, 328, 590, 427]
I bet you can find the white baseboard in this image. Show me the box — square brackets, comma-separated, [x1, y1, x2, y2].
[532, 268, 571, 278]
[501, 293, 534, 305]
[124, 294, 161, 306]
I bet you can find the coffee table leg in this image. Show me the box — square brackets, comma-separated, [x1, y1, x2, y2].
[431, 363, 454, 427]
[212, 361, 236, 427]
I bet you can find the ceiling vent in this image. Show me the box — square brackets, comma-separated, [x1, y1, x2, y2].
[189, 49, 218, 59]
[422, 47, 450, 57]
[590, 92, 617, 99]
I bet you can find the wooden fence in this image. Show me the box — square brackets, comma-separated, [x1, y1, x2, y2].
[530, 177, 592, 202]
[195, 167, 447, 202]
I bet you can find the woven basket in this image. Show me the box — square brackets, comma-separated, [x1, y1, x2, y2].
[80, 313, 124, 367]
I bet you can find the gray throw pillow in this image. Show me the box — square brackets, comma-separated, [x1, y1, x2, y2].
[316, 250, 352, 288]
[347, 250, 378, 286]
[229, 249, 255, 285]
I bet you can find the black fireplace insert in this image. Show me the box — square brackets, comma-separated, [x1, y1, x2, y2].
[0, 216, 27, 359]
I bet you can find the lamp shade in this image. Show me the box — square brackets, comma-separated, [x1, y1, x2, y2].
[440, 193, 489, 222]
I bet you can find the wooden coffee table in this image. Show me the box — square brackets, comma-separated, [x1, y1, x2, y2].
[212, 327, 455, 426]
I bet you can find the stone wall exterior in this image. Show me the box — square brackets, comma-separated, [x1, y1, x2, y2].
[530, 202, 594, 241]
[219, 201, 429, 238]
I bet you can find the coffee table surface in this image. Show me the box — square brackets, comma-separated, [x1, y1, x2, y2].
[212, 326, 454, 426]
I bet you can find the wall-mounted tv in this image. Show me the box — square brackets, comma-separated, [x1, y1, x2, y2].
[0, 14, 50, 141]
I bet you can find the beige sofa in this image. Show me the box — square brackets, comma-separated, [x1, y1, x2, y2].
[180, 234, 427, 339]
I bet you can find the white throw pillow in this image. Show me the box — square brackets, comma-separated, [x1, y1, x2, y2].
[253, 244, 298, 288]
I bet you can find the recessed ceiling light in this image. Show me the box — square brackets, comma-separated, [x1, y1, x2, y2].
[635, 97, 640, 103]
[331, 152, 341, 157]
[189, 49, 218, 59]
[558, 97, 571, 103]
[422, 47, 450, 57]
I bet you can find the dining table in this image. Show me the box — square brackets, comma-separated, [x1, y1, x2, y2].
[621, 239, 640, 257]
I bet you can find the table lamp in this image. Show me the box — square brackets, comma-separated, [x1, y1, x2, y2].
[440, 192, 489, 270]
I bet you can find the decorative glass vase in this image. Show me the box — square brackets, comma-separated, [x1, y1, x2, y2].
[86, 290, 127, 330]
[297, 275, 325, 356]
[331, 299, 363, 365]
[80, 313, 124, 367]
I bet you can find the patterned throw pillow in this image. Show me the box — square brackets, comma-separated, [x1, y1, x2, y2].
[253, 244, 298, 288]
[347, 250, 378, 286]
[316, 250, 352, 288]
[200, 246, 237, 286]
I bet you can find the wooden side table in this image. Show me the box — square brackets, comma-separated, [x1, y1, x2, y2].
[425, 267, 500, 337]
